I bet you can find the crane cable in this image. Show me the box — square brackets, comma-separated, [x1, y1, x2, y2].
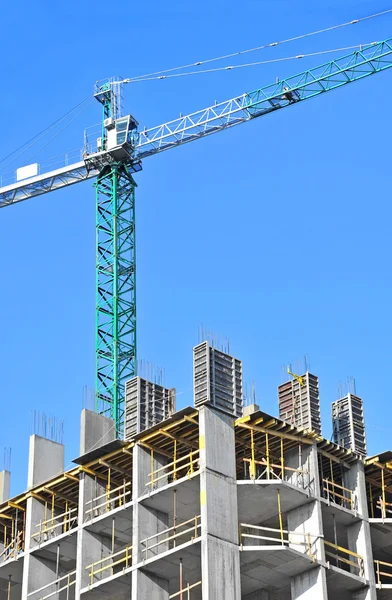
[26, 98, 94, 163]
[127, 42, 379, 82]
[1, 8, 390, 172]
[123, 8, 392, 83]
[0, 95, 92, 173]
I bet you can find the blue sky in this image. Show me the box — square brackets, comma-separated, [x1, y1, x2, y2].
[1, 0, 392, 495]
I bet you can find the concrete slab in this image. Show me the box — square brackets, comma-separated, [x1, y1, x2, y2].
[0, 556, 24, 583]
[84, 498, 133, 525]
[326, 564, 367, 592]
[30, 531, 77, 562]
[142, 538, 201, 597]
[84, 502, 133, 545]
[370, 520, 392, 558]
[377, 585, 392, 599]
[139, 474, 200, 524]
[240, 545, 317, 596]
[321, 498, 363, 525]
[237, 480, 314, 524]
[81, 538, 201, 598]
[0, 556, 24, 600]
[80, 571, 131, 600]
[30, 526, 78, 557]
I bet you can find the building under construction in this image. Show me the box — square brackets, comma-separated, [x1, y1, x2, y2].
[0, 343, 391, 600]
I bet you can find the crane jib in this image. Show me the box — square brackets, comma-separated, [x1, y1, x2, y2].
[1, 37, 392, 433]
[244, 38, 392, 117]
[1, 38, 392, 208]
[134, 39, 392, 159]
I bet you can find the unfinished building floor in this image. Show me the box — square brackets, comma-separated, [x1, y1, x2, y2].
[0, 402, 391, 599]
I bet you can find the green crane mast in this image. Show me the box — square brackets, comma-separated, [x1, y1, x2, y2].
[94, 81, 137, 433]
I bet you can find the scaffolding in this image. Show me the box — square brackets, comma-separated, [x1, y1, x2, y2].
[365, 453, 392, 519]
[235, 411, 315, 491]
[0, 396, 388, 599]
[135, 410, 200, 491]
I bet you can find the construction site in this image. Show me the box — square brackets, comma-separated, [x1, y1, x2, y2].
[0, 341, 391, 600]
[1, 7, 392, 600]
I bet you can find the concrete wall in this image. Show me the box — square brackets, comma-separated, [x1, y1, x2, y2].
[344, 461, 376, 597]
[288, 443, 328, 599]
[291, 568, 327, 600]
[131, 443, 170, 600]
[9, 406, 383, 600]
[199, 406, 241, 600]
[79, 409, 115, 456]
[75, 410, 118, 598]
[22, 435, 65, 600]
[27, 435, 64, 489]
[0, 470, 11, 504]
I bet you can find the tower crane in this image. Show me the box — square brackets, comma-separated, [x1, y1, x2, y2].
[1, 38, 392, 434]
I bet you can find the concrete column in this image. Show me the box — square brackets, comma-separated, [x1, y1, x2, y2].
[291, 568, 328, 600]
[21, 436, 64, 600]
[79, 409, 116, 456]
[344, 461, 376, 599]
[131, 443, 169, 600]
[75, 410, 116, 598]
[288, 443, 328, 600]
[343, 460, 368, 517]
[199, 406, 241, 600]
[0, 470, 11, 504]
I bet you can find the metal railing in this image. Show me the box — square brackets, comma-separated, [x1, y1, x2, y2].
[84, 481, 132, 521]
[376, 497, 392, 520]
[27, 570, 76, 600]
[243, 456, 310, 491]
[322, 479, 356, 511]
[375, 558, 392, 588]
[141, 515, 201, 560]
[324, 540, 364, 576]
[86, 544, 133, 584]
[0, 531, 23, 562]
[32, 507, 78, 541]
[0, 148, 87, 188]
[147, 450, 200, 489]
[169, 581, 202, 598]
[240, 523, 318, 559]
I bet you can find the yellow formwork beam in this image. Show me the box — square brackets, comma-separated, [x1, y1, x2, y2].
[237, 422, 313, 445]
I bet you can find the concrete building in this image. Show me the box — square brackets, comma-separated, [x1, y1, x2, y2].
[0, 349, 391, 599]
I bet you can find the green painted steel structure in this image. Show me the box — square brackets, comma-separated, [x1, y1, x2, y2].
[95, 166, 136, 432]
[94, 83, 137, 433]
[92, 40, 392, 434]
[2, 41, 392, 436]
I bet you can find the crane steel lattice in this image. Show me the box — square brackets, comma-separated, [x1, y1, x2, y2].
[0, 39, 392, 434]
